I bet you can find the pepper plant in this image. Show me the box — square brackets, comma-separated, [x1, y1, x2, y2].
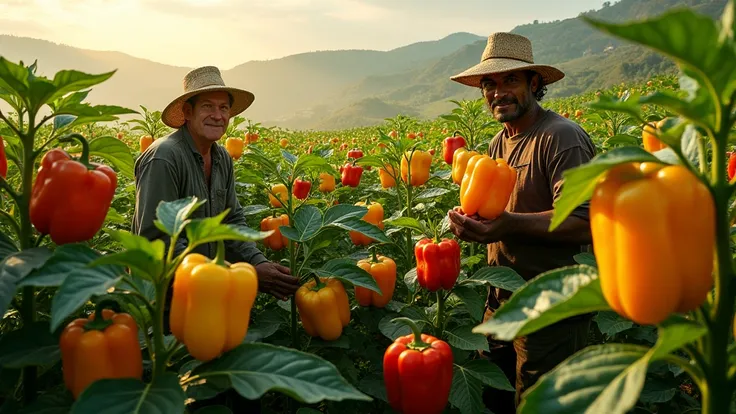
[472, 2, 736, 413]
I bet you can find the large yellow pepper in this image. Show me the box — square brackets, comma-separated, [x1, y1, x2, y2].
[356, 253, 396, 308]
[459, 155, 516, 219]
[295, 277, 351, 341]
[225, 137, 244, 160]
[260, 214, 289, 250]
[349, 201, 384, 246]
[451, 148, 479, 184]
[400, 150, 432, 186]
[268, 183, 288, 208]
[378, 165, 397, 189]
[319, 172, 336, 193]
[591, 162, 714, 325]
[169, 241, 258, 361]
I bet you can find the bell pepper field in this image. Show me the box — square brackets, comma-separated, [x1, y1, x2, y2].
[1, 3, 736, 413]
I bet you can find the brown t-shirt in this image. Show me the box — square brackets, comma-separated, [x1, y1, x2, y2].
[485, 109, 596, 307]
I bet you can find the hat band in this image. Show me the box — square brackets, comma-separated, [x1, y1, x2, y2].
[481, 55, 534, 64]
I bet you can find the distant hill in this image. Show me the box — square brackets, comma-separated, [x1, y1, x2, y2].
[0, 0, 728, 131]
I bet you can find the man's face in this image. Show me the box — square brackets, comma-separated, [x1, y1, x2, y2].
[480, 71, 538, 123]
[183, 91, 231, 142]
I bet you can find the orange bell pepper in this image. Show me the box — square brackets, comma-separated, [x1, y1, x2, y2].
[260, 214, 289, 250]
[349, 201, 384, 246]
[295, 277, 351, 341]
[401, 150, 432, 187]
[225, 137, 244, 160]
[459, 155, 516, 219]
[451, 148, 479, 185]
[642, 120, 668, 153]
[356, 252, 396, 308]
[378, 165, 397, 189]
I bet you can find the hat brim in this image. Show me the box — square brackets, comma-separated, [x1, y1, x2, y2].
[450, 58, 565, 88]
[161, 85, 255, 128]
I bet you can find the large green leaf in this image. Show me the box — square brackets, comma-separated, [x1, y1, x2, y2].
[0, 322, 59, 369]
[322, 204, 367, 226]
[549, 147, 659, 231]
[462, 266, 526, 292]
[0, 232, 18, 263]
[189, 343, 371, 403]
[328, 216, 389, 243]
[71, 373, 185, 414]
[185, 211, 273, 248]
[451, 286, 486, 322]
[87, 136, 135, 179]
[0, 247, 53, 317]
[291, 205, 323, 242]
[472, 265, 608, 341]
[154, 197, 206, 237]
[89, 230, 165, 281]
[49, 69, 116, 103]
[312, 258, 381, 294]
[445, 325, 489, 352]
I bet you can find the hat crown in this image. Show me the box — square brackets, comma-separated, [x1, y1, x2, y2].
[481, 32, 534, 64]
[183, 66, 226, 93]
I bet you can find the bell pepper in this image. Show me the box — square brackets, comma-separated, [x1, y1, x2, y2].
[140, 135, 153, 153]
[451, 148, 479, 185]
[60, 300, 143, 399]
[400, 150, 432, 186]
[459, 154, 516, 220]
[293, 178, 311, 200]
[245, 131, 259, 144]
[642, 120, 667, 153]
[442, 132, 466, 165]
[260, 214, 289, 250]
[268, 183, 288, 208]
[383, 317, 453, 414]
[415, 238, 461, 292]
[349, 201, 384, 246]
[295, 276, 351, 341]
[347, 148, 364, 159]
[727, 151, 736, 181]
[30, 134, 117, 245]
[378, 165, 397, 189]
[341, 162, 363, 187]
[170, 240, 259, 361]
[356, 251, 396, 308]
[591, 162, 714, 325]
[319, 172, 336, 193]
[0, 135, 7, 179]
[225, 137, 244, 160]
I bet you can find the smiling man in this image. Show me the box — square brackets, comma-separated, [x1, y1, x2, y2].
[448, 33, 597, 413]
[132, 66, 299, 311]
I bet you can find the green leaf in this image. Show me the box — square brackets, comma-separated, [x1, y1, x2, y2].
[518, 344, 651, 414]
[415, 188, 451, 200]
[379, 314, 428, 341]
[190, 343, 371, 403]
[328, 216, 390, 243]
[20, 244, 118, 288]
[464, 266, 526, 292]
[240, 205, 269, 216]
[294, 154, 335, 177]
[650, 315, 707, 360]
[49, 69, 116, 103]
[312, 259, 381, 294]
[16, 387, 73, 413]
[448, 363, 486, 414]
[57, 104, 137, 131]
[639, 91, 714, 130]
[451, 286, 486, 322]
[587, 93, 643, 121]
[292, 205, 323, 242]
[0, 322, 59, 369]
[446, 325, 489, 352]
[194, 407, 232, 414]
[605, 134, 639, 146]
[461, 359, 514, 392]
[0, 232, 18, 263]
[53, 114, 76, 130]
[573, 253, 597, 268]
[89, 231, 164, 280]
[353, 155, 385, 168]
[87, 136, 135, 179]
[71, 373, 185, 414]
[323, 204, 368, 226]
[185, 211, 272, 247]
[384, 216, 425, 235]
[0, 247, 53, 317]
[104, 207, 127, 225]
[473, 265, 608, 340]
[549, 147, 659, 231]
[154, 197, 206, 236]
[595, 311, 634, 337]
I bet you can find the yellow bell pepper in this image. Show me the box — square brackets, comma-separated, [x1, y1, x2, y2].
[400, 150, 432, 186]
[295, 277, 351, 341]
[225, 137, 244, 160]
[319, 172, 336, 193]
[378, 165, 397, 189]
[591, 162, 714, 325]
[349, 201, 384, 246]
[268, 183, 288, 208]
[169, 241, 258, 361]
[451, 148, 479, 184]
[459, 155, 516, 219]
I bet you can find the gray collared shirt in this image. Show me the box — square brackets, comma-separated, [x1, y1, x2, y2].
[131, 126, 268, 266]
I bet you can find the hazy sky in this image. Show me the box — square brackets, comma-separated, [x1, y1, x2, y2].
[0, 0, 610, 69]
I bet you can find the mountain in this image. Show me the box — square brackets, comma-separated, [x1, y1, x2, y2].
[0, 0, 728, 131]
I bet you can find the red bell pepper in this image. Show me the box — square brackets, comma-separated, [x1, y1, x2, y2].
[384, 317, 453, 414]
[340, 162, 363, 187]
[293, 178, 311, 200]
[728, 151, 736, 181]
[30, 134, 117, 245]
[0, 135, 7, 179]
[442, 132, 466, 165]
[347, 148, 363, 159]
[415, 238, 461, 291]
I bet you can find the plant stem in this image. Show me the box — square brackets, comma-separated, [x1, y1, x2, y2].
[289, 239, 298, 349]
[151, 279, 168, 380]
[436, 290, 445, 339]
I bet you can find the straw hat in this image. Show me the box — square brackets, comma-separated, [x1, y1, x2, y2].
[161, 66, 255, 128]
[450, 32, 564, 88]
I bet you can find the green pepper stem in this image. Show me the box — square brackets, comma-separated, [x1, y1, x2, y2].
[392, 317, 430, 351]
[58, 133, 91, 168]
[310, 273, 325, 290]
[371, 247, 379, 263]
[84, 298, 121, 331]
[214, 240, 226, 266]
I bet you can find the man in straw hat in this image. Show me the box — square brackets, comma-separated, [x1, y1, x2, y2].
[132, 66, 299, 304]
[446, 32, 596, 413]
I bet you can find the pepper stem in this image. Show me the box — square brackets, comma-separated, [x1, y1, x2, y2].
[84, 298, 121, 331]
[58, 133, 91, 168]
[310, 273, 325, 290]
[214, 240, 226, 266]
[371, 247, 379, 263]
[392, 317, 431, 351]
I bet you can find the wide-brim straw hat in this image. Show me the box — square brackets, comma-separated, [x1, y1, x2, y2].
[161, 66, 255, 128]
[450, 32, 565, 88]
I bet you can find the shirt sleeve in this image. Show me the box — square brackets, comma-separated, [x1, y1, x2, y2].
[548, 146, 594, 222]
[132, 158, 189, 256]
[220, 156, 269, 266]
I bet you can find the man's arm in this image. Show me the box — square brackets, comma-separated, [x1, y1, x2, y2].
[132, 158, 188, 256]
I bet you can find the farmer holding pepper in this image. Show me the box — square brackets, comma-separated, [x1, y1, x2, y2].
[447, 33, 596, 414]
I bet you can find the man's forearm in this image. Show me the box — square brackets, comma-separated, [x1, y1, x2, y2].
[506, 210, 592, 244]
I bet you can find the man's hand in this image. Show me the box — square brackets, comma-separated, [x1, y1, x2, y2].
[447, 207, 513, 244]
[255, 262, 299, 301]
